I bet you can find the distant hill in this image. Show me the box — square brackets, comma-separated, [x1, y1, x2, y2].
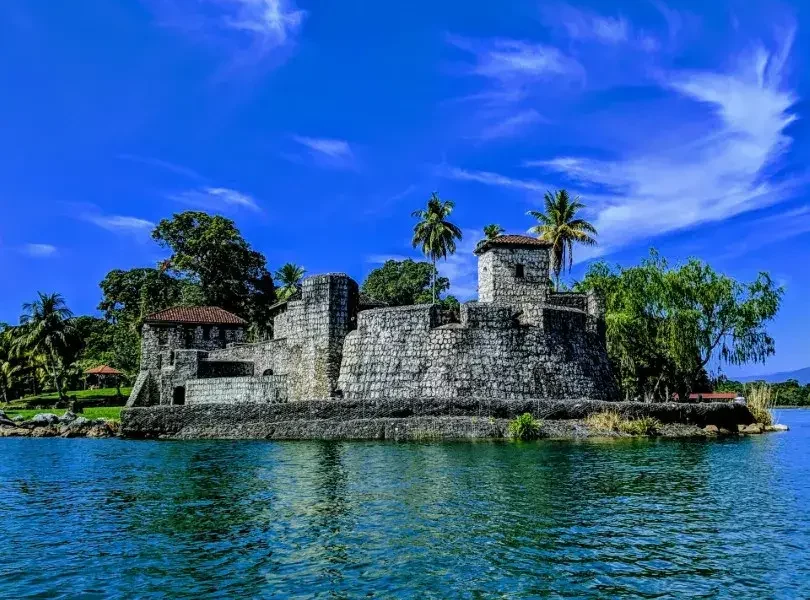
[738, 367, 810, 385]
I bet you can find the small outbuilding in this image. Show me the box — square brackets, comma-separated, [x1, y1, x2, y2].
[84, 365, 124, 395]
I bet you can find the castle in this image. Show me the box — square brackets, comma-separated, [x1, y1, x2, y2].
[127, 235, 618, 408]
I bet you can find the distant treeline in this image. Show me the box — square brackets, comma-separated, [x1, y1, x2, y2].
[715, 378, 810, 406]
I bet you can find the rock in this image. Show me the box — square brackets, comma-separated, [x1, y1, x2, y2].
[765, 424, 789, 432]
[704, 425, 719, 434]
[739, 423, 764, 434]
[12, 415, 24, 422]
[60, 411, 77, 423]
[30, 413, 60, 425]
[0, 410, 6, 419]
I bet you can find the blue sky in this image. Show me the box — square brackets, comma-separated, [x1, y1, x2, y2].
[0, 0, 807, 378]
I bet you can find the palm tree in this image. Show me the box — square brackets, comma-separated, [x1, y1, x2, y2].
[412, 192, 463, 304]
[483, 224, 505, 240]
[274, 263, 306, 300]
[527, 189, 597, 290]
[13, 292, 78, 400]
[0, 328, 20, 404]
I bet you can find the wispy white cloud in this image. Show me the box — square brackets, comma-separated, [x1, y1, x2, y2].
[117, 154, 204, 181]
[524, 29, 799, 259]
[84, 214, 155, 234]
[147, 0, 306, 66]
[291, 135, 356, 169]
[543, 4, 659, 50]
[169, 186, 261, 212]
[477, 110, 546, 141]
[448, 35, 585, 91]
[436, 229, 481, 300]
[440, 166, 549, 193]
[21, 243, 57, 258]
[720, 205, 810, 260]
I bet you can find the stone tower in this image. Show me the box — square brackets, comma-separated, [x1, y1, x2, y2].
[474, 235, 553, 304]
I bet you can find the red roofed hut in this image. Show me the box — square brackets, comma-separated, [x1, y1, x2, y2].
[84, 365, 124, 395]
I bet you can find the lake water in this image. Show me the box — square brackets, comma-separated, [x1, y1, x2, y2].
[2, 410, 810, 599]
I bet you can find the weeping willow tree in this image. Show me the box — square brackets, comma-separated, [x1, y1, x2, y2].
[578, 251, 783, 402]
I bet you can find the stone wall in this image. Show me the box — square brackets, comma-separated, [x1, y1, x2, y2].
[478, 246, 550, 304]
[186, 376, 288, 404]
[199, 360, 254, 378]
[338, 302, 618, 401]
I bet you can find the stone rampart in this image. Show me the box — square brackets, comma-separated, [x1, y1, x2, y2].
[338, 303, 618, 401]
[186, 376, 288, 404]
[120, 399, 754, 440]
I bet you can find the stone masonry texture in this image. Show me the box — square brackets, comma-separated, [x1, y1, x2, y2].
[128, 242, 620, 411]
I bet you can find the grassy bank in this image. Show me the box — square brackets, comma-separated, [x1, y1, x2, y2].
[4, 387, 131, 409]
[4, 407, 123, 422]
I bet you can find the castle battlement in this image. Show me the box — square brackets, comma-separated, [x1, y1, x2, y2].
[127, 236, 618, 408]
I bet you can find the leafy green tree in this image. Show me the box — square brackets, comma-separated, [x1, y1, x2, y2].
[411, 193, 463, 304]
[14, 293, 80, 400]
[0, 327, 21, 403]
[98, 268, 201, 327]
[152, 211, 276, 323]
[483, 224, 504, 240]
[528, 189, 597, 289]
[579, 251, 783, 402]
[361, 259, 452, 306]
[274, 263, 306, 300]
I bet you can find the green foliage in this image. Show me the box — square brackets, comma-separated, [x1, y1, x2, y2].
[152, 211, 276, 321]
[578, 250, 783, 402]
[98, 267, 201, 327]
[361, 259, 452, 306]
[483, 224, 504, 240]
[527, 189, 597, 289]
[274, 263, 306, 300]
[507, 413, 542, 440]
[714, 376, 810, 406]
[746, 384, 775, 425]
[585, 411, 661, 436]
[411, 193, 463, 304]
[5, 406, 123, 422]
[14, 293, 80, 400]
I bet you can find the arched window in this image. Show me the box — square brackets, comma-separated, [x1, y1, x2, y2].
[262, 368, 274, 376]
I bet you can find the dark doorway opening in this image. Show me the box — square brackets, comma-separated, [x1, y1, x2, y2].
[515, 264, 525, 278]
[262, 368, 274, 376]
[172, 386, 186, 405]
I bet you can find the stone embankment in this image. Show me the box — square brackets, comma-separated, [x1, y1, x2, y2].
[0, 410, 119, 438]
[120, 398, 761, 441]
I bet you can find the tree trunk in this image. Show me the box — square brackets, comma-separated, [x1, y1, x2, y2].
[432, 256, 437, 304]
[51, 366, 64, 400]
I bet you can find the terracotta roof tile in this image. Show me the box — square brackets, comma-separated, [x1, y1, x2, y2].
[84, 365, 123, 375]
[145, 306, 247, 325]
[474, 234, 552, 254]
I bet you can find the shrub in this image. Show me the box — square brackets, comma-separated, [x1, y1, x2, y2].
[586, 411, 661, 436]
[746, 383, 775, 426]
[618, 416, 661, 436]
[585, 411, 623, 432]
[508, 413, 542, 440]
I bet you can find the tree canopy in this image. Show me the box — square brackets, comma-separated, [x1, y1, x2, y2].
[411, 193, 463, 304]
[152, 211, 275, 319]
[528, 189, 597, 289]
[361, 259, 456, 308]
[578, 250, 783, 401]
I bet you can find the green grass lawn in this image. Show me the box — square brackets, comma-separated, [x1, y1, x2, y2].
[4, 387, 132, 409]
[3, 406, 123, 422]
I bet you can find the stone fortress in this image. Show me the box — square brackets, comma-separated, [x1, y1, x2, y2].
[127, 235, 619, 409]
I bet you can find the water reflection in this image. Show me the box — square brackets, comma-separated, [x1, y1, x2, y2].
[1, 413, 810, 598]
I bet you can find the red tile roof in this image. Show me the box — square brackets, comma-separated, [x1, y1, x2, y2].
[84, 365, 123, 375]
[145, 306, 247, 325]
[673, 392, 739, 401]
[474, 234, 552, 254]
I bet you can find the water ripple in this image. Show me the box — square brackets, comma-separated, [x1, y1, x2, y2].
[1, 412, 810, 598]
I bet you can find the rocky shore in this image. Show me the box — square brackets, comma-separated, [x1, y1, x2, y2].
[120, 398, 770, 441]
[0, 410, 119, 438]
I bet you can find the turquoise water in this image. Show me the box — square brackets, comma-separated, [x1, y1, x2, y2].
[1, 411, 809, 599]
